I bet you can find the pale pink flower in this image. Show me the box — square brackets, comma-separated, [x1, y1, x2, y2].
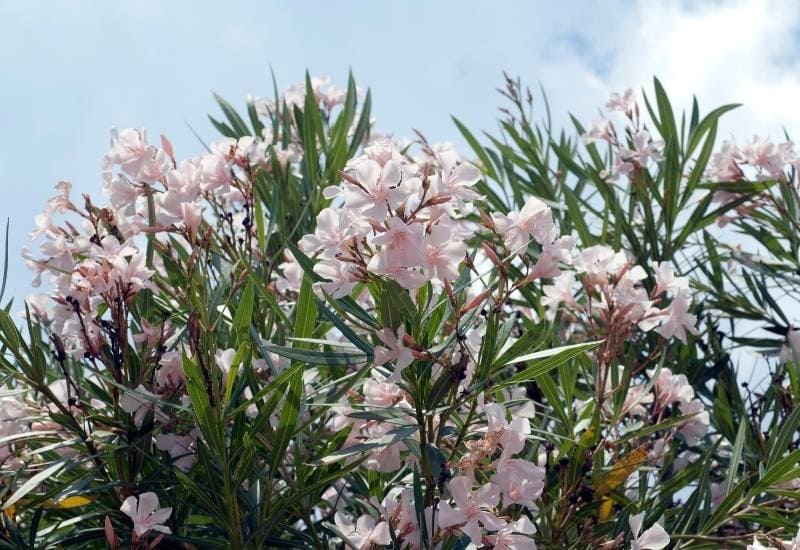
[361, 421, 403, 472]
[651, 261, 688, 296]
[422, 222, 466, 282]
[678, 398, 709, 446]
[529, 234, 575, 281]
[108, 251, 154, 297]
[313, 259, 358, 298]
[740, 136, 794, 179]
[708, 140, 743, 184]
[648, 437, 669, 468]
[108, 128, 150, 175]
[156, 351, 186, 391]
[541, 272, 576, 318]
[606, 267, 652, 324]
[108, 128, 170, 184]
[363, 375, 403, 407]
[0, 396, 27, 468]
[438, 476, 506, 544]
[491, 197, 555, 253]
[491, 457, 545, 509]
[366, 252, 426, 291]
[47, 181, 75, 216]
[435, 159, 483, 208]
[299, 208, 348, 259]
[333, 513, 391, 550]
[120, 492, 172, 537]
[606, 88, 636, 113]
[155, 431, 198, 471]
[650, 368, 695, 406]
[378, 488, 421, 545]
[655, 291, 698, 344]
[629, 512, 669, 550]
[343, 159, 406, 221]
[482, 397, 530, 457]
[427, 142, 461, 170]
[275, 251, 304, 295]
[622, 130, 663, 166]
[120, 385, 163, 428]
[102, 173, 139, 210]
[181, 202, 202, 240]
[362, 139, 405, 168]
[574, 245, 627, 280]
[622, 385, 654, 417]
[133, 318, 172, 350]
[672, 450, 700, 474]
[581, 119, 612, 144]
[273, 143, 303, 168]
[373, 326, 415, 381]
[199, 152, 232, 192]
[371, 218, 426, 269]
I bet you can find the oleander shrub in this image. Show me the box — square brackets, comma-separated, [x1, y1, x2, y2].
[2, 72, 800, 548]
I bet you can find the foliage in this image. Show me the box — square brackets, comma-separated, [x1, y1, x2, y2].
[1, 71, 799, 549]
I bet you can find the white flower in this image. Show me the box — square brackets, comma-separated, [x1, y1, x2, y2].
[438, 476, 506, 545]
[491, 197, 555, 253]
[606, 88, 636, 113]
[120, 385, 164, 428]
[629, 512, 669, 550]
[581, 119, 612, 144]
[484, 517, 537, 550]
[747, 536, 777, 550]
[120, 492, 172, 537]
[333, 513, 391, 550]
[373, 326, 415, 382]
[655, 290, 699, 344]
[678, 398, 710, 446]
[651, 262, 688, 296]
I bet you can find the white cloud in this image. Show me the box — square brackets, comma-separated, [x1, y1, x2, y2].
[563, 0, 800, 138]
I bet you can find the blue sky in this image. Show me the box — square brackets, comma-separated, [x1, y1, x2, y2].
[2, 0, 800, 308]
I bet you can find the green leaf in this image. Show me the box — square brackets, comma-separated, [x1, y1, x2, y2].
[493, 321, 545, 368]
[312, 425, 417, 465]
[246, 95, 265, 136]
[317, 299, 373, 357]
[264, 344, 368, 366]
[294, 277, 318, 348]
[725, 419, 747, 494]
[769, 405, 800, 467]
[183, 353, 223, 457]
[213, 92, 251, 138]
[376, 279, 417, 330]
[4, 460, 68, 510]
[497, 340, 602, 388]
[270, 367, 303, 475]
[233, 280, 255, 334]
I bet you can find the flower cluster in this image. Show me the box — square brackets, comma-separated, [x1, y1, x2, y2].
[298, 139, 480, 296]
[581, 88, 664, 181]
[483, 195, 699, 346]
[330, 393, 543, 549]
[709, 136, 798, 187]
